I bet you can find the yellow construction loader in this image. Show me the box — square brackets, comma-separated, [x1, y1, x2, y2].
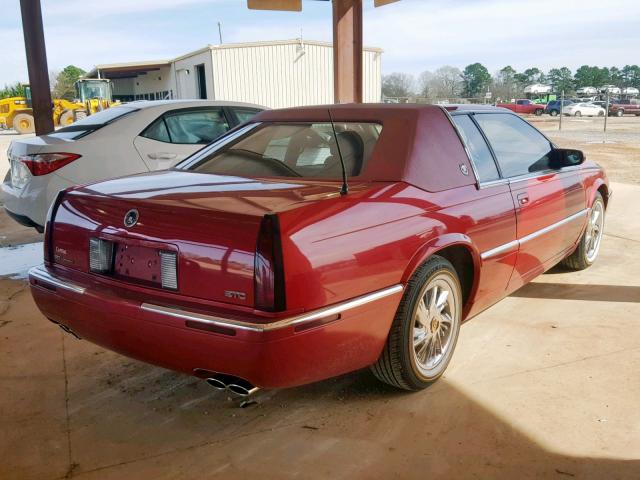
[0, 79, 119, 134]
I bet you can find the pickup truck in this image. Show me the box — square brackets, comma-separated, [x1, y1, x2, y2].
[496, 99, 545, 116]
[609, 99, 640, 117]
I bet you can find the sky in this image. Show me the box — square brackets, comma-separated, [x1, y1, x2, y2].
[1, 0, 639, 86]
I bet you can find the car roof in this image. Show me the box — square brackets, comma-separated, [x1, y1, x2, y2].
[255, 103, 509, 119]
[120, 99, 267, 110]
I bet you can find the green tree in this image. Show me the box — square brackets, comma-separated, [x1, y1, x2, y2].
[461, 63, 491, 97]
[513, 68, 544, 89]
[547, 67, 574, 94]
[574, 65, 610, 88]
[0, 83, 26, 99]
[621, 65, 640, 88]
[382, 72, 415, 99]
[52, 65, 86, 100]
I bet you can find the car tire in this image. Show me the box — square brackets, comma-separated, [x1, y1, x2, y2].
[549, 110, 558, 117]
[560, 192, 605, 271]
[598, 111, 604, 117]
[575, 111, 582, 117]
[617, 109, 624, 117]
[371, 255, 462, 391]
[13, 113, 35, 134]
[534, 109, 543, 116]
[59, 110, 75, 126]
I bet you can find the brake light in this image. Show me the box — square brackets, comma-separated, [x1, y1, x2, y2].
[19, 152, 81, 176]
[254, 214, 285, 312]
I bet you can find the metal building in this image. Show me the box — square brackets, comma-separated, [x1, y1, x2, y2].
[86, 39, 382, 108]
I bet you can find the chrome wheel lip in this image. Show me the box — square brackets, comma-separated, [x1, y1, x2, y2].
[411, 273, 459, 377]
[585, 200, 605, 263]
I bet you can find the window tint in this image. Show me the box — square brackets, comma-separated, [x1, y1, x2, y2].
[142, 117, 170, 143]
[232, 107, 262, 124]
[189, 122, 382, 179]
[474, 113, 553, 177]
[453, 115, 500, 182]
[143, 108, 230, 145]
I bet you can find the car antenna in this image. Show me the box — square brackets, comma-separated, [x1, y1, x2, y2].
[328, 109, 348, 195]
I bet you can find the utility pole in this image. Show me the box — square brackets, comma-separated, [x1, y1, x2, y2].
[19, 0, 54, 135]
[559, 90, 564, 131]
[604, 90, 610, 142]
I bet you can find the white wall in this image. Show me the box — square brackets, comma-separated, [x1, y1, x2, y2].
[172, 50, 214, 100]
[210, 41, 381, 107]
[108, 41, 382, 106]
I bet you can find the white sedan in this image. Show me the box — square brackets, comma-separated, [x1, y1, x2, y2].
[563, 103, 606, 117]
[2, 100, 264, 230]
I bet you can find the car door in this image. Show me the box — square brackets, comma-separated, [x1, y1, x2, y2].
[473, 113, 586, 290]
[134, 107, 231, 170]
[450, 113, 518, 315]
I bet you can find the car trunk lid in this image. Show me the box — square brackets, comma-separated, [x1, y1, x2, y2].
[50, 170, 347, 308]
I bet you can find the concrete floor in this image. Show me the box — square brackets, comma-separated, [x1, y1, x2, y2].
[1, 182, 639, 479]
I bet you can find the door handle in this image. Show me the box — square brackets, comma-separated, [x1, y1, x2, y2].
[517, 193, 529, 206]
[147, 152, 177, 160]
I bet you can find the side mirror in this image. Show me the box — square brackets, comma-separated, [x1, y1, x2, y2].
[550, 148, 585, 169]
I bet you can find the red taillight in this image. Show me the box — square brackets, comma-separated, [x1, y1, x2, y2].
[20, 152, 81, 176]
[254, 214, 285, 312]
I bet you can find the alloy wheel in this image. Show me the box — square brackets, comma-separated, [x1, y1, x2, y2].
[585, 199, 605, 263]
[411, 273, 459, 377]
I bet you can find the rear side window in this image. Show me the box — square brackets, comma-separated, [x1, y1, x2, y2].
[142, 108, 230, 145]
[452, 115, 500, 182]
[474, 114, 553, 177]
[188, 122, 382, 179]
[232, 107, 262, 124]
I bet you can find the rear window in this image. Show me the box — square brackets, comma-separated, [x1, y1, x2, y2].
[52, 106, 138, 139]
[187, 122, 382, 179]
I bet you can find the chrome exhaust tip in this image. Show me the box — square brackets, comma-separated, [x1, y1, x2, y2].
[198, 370, 259, 397]
[227, 380, 260, 397]
[205, 377, 227, 391]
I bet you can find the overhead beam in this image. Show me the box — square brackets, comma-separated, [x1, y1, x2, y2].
[19, 0, 54, 135]
[332, 0, 363, 103]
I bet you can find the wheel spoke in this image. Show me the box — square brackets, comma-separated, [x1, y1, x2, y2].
[428, 285, 438, 313]
[591, 210, 600, 226]
[436, 289, 449, 312]
[415, 297, 430, 327]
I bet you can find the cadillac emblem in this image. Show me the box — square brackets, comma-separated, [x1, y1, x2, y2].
[124, 209, 139, 228]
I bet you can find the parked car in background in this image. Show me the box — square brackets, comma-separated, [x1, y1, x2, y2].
[544, 100, 574, 116]
[608, 99, 640, 117]
[2, 100, 265, 231]
[563, 102, 606, 117]
[29, 104, 609, 394]
[496, 99, 545, 116]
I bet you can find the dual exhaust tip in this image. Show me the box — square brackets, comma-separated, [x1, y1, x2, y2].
[197, 370, 259, 397]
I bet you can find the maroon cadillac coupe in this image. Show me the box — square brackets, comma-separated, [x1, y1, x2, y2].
[29, 104, 609, 394]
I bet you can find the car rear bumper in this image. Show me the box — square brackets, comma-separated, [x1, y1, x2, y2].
[29, 265, 403, 389]
[4, 208, 43, 232]
[2, 173, 70, 228]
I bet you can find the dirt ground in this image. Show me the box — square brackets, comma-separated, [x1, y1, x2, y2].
[0, 121, 639, 479]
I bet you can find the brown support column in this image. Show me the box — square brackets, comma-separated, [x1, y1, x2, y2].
[332, 0, 363, 104]
[19, 0, 54, 135]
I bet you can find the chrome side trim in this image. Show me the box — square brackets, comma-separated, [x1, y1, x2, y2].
[519, 208, 589, 245]
[480, 240, 519, 260]
[480, 208, 589, 261]
[142, 284, 404, 333]
[29, 266, 86, 294]
[507, 166, 581, 185]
